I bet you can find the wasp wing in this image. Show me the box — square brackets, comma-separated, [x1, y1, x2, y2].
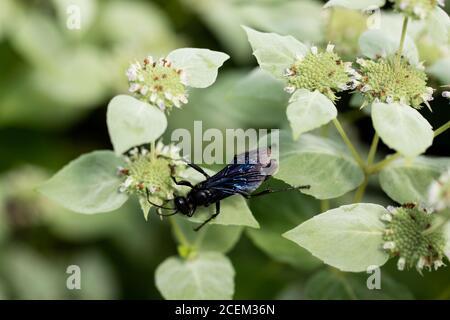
[197, 148, 278, 198]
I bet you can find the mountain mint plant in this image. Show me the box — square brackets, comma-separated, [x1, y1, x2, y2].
[39, 1, 450, 300]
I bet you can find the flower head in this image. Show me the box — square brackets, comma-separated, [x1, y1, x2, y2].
[381, 204, 447, 272]
[428, 169, 450, 211]
[126, 56, 188, 112]
[356, 57, 433, 109]
[284, 44, 358, 102]
[117, 142, 186, 215]
[389, 0, 445, 20]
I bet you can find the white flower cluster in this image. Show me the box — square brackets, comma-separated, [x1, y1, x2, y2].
[126, 56, 189, 111]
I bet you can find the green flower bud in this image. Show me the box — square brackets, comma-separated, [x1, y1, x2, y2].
[381, 205, 447, 272]
[389, 0, 444, 20]
[284, 44, 358, 102]
[117, 142, 186, 207]
[356, 57, 434, 109]
[126, 56, 188, 112]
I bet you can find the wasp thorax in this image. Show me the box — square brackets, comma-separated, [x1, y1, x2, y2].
[356, 57, 433, 109]
[284, 45, 359, 102]
[126, 56, 188, 112]
[389, 0, 444, 20]
[117, 143, 186, 205]
[381, 205, 446, 272]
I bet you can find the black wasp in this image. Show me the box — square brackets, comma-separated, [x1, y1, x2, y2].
[147, 148, 310, 231]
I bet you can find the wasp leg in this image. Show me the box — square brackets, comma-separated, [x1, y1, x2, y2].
[244, 185, 310, 198]
[186, 162, 210, 179]
[171, 176, 195, 188]
[194, 201, 220, 232]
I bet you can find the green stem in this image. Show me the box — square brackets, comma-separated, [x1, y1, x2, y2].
[353, 176, 368, 203]
[369, 120, 450, 174]
[366, 132, 379, 167]
[169, 217, 190, 247]
[321, 199, 330, 212]
[368, 153, 401, 174]
[396, 16, 409, 65]
[434, 120, 450, 137]
[332, 118, 365, 169]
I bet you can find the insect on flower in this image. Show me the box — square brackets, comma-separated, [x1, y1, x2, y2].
[147, 148, 310, 231]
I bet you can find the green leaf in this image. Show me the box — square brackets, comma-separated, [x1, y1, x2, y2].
[188, 196, 259, 229]
[183, 167, 260, 228]
[429, 58, 450, 84]
[167, 48, 229, 88]
[359, 29, 419, 66]
[243, 26, 308, 80]
[174, 217, 243, 253]
[246, 179, 321, 271]
[283, 203, 390, 272]
[286, 89, 337, 139]
[240, 1, 325, 44]
[324, 0, 386, 10]
[304, 269, 414, 300]
[427, 7, 450, 44]
[155, 252, 235, 300]
[107, 95, 167, 155]
[379, 156, 450, 204]
[275, 132, 365, 199]
[39, 151, 129, 214]
[2, 246, 65, 299]
[371, 102, 433, 157]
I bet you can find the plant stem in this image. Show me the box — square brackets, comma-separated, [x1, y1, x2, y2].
[169, 217, 190, 247]
[353, 177, 368, 203]
[396, 16, 409, 65]
[369, 120, 450, 174]
[321, 199, 330, 212]
[434, 120, 450, 137]
[367, 132, 379, 166]
[332, 118, 365, 169]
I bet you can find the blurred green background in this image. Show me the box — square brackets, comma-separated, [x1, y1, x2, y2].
[0, 0, 449, 299]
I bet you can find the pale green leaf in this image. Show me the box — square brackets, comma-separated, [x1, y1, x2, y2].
[3, 246, 65, 299]
[107, 95, 167, 155]
[287, 89, 337, 139]
[283, 203, 390, 272]
[371, 102, 433, 157]
[174, 217, 243, 253]
[304, 269, 414, 300]
[324, 0, 386, 10]
[243, 26, 308, 80]
[428, 58, 450, 84]
[155, 252, 235, 300]
[427, 7, 450, 44]
[167, 48, 229, 88]
[39, 151, 129, 214]
[275, 132, 365, 199]
[379, 156, 450, 204]
[359, 29, 419, 65]
[188, 196, 259, 229]
[240, 1, 325, 44]
[246, 179, 321, 271]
